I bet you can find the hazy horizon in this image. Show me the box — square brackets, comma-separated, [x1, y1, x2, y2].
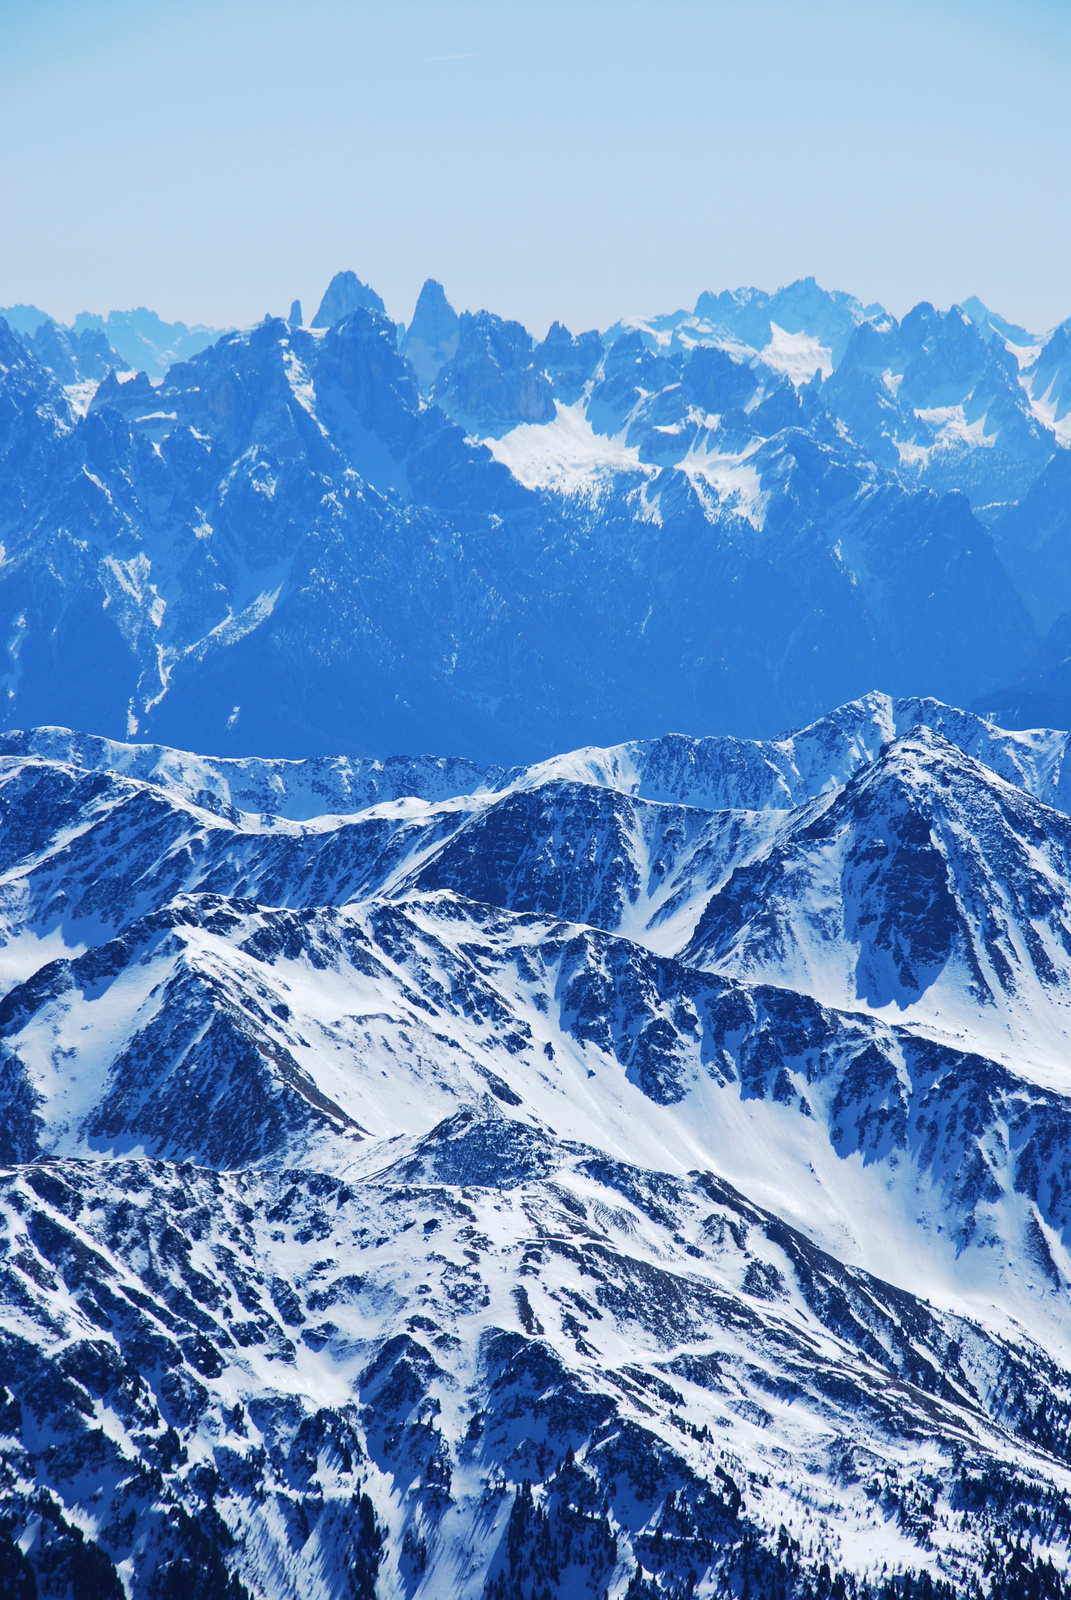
[0, 270, 1056, 348]
[2, 0, 1069, 338]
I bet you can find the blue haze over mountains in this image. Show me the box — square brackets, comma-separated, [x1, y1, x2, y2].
[10, 268, 1071, 1596]
[4, 267, 1071, 764]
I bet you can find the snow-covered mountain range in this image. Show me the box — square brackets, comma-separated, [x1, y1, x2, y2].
[4, 270, 1071, 764]
[6, 693, 1071, 1597]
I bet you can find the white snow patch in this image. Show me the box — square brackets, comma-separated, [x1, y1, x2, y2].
[0, 927, 87, 998]
[759, 323, 832, 385]
[1024, 371, 1071, 444]
[187, 587, 282, 659]
[679, 439, 767, 529]
[283, 347, 328, 436]
[896, 404, 998, 466]
[1001, 337, 1043, 370]
[914, 403, 997, 453]
[63, 379, 98, 417]
[484, 401, 653, 497]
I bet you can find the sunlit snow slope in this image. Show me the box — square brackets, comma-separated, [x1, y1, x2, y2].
[4, 697, 1071, 1597]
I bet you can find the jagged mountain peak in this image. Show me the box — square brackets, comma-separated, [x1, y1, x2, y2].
[311, 268, 387, 328]
[430, 307, 557, 434]
[0, 302, 51, 337]
[961, 294, 1040, 352]
[20, 316, 128, 396]
[69, 305, 225, 377]
[399, 277, 460, 391]
[684, 724, 1071, 1069]
[823, 298, 1056, 505]
[687, 276, 870, 369]
[2, 271, 1057, 761]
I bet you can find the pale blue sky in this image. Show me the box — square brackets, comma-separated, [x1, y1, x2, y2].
[1, 0, 1069, 337]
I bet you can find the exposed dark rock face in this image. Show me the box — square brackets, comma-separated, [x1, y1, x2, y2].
[430, 309, 557, 431]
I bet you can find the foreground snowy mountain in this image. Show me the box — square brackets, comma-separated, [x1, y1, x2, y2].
[5, 1124, 1071, 1600]
[4, 696, 1071, 1596]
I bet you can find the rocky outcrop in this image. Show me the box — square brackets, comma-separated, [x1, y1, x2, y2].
[311, 269, 387, 328]
[399, 277, 460, 390]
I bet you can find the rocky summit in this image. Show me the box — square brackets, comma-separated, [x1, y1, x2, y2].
[5, 693, 1071, 1597]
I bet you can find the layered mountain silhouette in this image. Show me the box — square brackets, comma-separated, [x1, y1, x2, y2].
[6, 263, 1071, 1596]
[6, 266, 1069, 764]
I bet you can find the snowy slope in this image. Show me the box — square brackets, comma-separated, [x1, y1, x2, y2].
[5, 877, 1071, 1329]
[683, 727, 1071, 1070]
[7, 704, 1071, 1594]
[0, 723, 504, 819]
[6, 1127, 1071, 1600]
[3, 720, 1071, 1300]
[8, 689, 1071, 823]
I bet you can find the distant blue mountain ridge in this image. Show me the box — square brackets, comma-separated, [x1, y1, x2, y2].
[2, 267, 1070, 762]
